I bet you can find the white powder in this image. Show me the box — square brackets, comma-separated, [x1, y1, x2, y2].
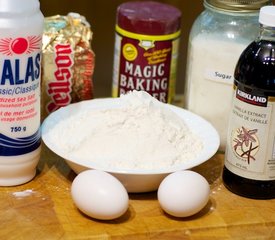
[185, 34, 249, 151]
[46, 91, 203, 171]
[12, 189, 35, 198]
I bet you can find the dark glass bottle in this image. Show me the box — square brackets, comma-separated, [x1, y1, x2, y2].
[222, 6, 275, 199]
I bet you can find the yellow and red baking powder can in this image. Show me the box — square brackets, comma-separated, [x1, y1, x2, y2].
[112, 1, 181, 103]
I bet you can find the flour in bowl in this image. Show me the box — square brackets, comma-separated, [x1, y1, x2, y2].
[45, 91, 203, 171]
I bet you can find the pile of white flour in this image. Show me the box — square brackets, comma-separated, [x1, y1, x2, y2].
[46, 91, 203, 171]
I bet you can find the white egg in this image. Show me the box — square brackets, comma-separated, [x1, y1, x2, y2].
[71, 169, 129, 220]
[157, 170, 210, 217]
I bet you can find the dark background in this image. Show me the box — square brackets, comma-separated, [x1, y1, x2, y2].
[40, 0, 203, 98]
[39, 0, 274, 99]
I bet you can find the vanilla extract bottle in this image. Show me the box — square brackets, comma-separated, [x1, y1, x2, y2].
[222, 6, 275, 199]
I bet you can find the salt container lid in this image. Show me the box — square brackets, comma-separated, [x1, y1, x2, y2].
[116, 1, 181, 35]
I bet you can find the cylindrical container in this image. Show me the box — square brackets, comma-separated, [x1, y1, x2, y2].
[185, 0, 271, 151]
[112, 1, 181, 103]
[223, 6, 275, 199]
[0, 0, 44, 186]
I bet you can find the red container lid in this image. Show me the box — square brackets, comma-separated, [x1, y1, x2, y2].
[117, 1, 181, 35]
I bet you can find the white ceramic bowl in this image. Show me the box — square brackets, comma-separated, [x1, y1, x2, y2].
[41, 98, 220, 193]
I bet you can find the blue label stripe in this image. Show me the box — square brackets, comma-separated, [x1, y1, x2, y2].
[0, 129, 41, 156]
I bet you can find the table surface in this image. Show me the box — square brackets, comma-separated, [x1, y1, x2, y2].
[0, 146, 274, 240]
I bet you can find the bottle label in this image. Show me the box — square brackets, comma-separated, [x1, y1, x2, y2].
[0, 36, 42, 156]
[225, 84, 275, 180]
[112, 25, 180, 103]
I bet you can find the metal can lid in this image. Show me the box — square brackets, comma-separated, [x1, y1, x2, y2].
[116, 1, 181, 35]
[204, 0, 271, 12]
